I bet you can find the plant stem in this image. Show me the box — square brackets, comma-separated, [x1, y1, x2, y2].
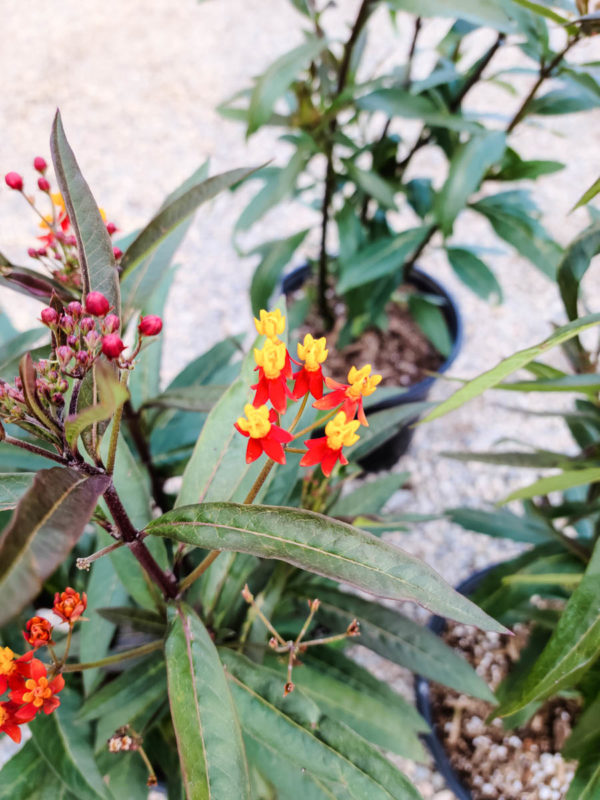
[3, 434, 67, 465]
[404, 16, 422, 89]
[106, 371, 128, 475]
[506, 36, 579, 133]
[103, 483, 178, 599]
[61, 639, 163, 672]
[243, 458, 276, 505]
[69, 379, 82, 419]
[292, 406, 339, 440]
[76, 540, 125, 571]
[287, 393, 309, 434]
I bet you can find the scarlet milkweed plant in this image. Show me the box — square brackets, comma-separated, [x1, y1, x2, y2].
[0, 112, 504, 799]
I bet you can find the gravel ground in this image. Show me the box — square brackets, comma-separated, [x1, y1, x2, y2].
[1, 1, 599, 796]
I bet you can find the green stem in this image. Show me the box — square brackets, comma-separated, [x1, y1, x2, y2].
[106, 371, 128, 475]
[178, 549, 222, 594]
[288, 393, 309, 434]
[292, 406, 340, 441]
[61, 639, 163, 672]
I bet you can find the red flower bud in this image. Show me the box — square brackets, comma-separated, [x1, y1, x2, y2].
[5, 172, 23, 191]
[113, 247, 123, 260]
[66, 335, 78, 348]
[23, 616, 54, 648]
[85, 291, 110, 317]
[65, 235, 77, 247]
[56, 345, 74, 369]
[40, 307, 59, 327]
[102, 334, 126, 360]
[67, 301, 82, 318]
[106, 222, 117, 235]
[28, 247, 39, 259]
[37, 177, 50, 192]
[59, 314, 75, 334]
[138, 315, 163, 337]
[36, 247, 47, 257]
[33, 157, 47, 173]
[53, 587, 87, 624]
[102, 314, 120, 334]
[80, 316, 95, 333]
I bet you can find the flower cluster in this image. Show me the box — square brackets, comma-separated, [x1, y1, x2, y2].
[0, 587, 85, 743]
[5, 158, 119, 291]
[235, 310, 381, 476]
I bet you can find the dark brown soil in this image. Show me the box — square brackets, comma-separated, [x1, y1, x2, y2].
[297, 294, 444, 388]
[430, 623, 578, 800]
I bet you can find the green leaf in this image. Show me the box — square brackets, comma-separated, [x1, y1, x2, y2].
[65, 362, 129, 449]
[496, 539, 600, 717]
[508, 0, 570, 26]
[166, 335, 243, 391]
[420, 311, 600, 424]
[328, 472, 409, 517]
[408, 294, 452, 358]
[222, 649, 422, 800]
[446, 247, 502, 303]
[337, 227, 432, 293]
[528, 86, 600, 115]
[557, 221, 600, 322]
[0, 328, 46, 381]
[499, 467, 600, 505]
[247, 38, 328, 135]
[147, 502, 506, 630]
[0, 740, 78, 800]
[120, 166, 260, 279]
[447, 506, 552, 544]
[0, 467, 110, 626]
[95, 605, 166, 635]
[348, 400, 433, 462]
[563, 692, 600, 760]
[387, 0, 516, 30]
[435, 131, 506, 235]
[572, 176, 600, 211]
[356, 88, 482, 132]
[250, 229, 309, 315]
[494, 148, 564, 181]
[141, 385, 226, 413]
[31, 689, 114, 800]
[472, 190, 562, 278]
[0, 472, 35, 510]
[165, 604, 250, 800]
[344, 161, 397, 210]
[50, 111, 119, 316]
[303, 587, 495, 701]
[566, 760, 600, 800]
[443, 448, 593, 469]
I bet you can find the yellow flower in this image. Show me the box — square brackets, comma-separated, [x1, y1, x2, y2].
[325, 412, 360, 451]
[298, 334, 328, 372]
[236, 404, 271, 439]
[346, 365, 382, 400]
[254, 309, 285, 340]
[254, 338, 287, 380]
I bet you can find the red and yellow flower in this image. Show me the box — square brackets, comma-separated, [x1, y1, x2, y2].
[23, 616, 54, 649]
[53, 587, 87, 624]
[0, 702, 22, 743]
[300, 411, 360, 476]
[235, 404, 293, 464]
[254, 309, 286, 340]
[313, 364, 381, 426]
[292, 334, 328, 400]
[11, 658, 65, 722]
[252, 338, 293, 414]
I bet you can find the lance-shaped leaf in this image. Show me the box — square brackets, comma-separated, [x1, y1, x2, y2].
[165, 604, 250, 800]
[572, 175, 600, 211]
[31, 689, 114, 800]
[19, 353, 60, 437]
[387, 0, 515, 30]
[0, 328, 46, 380]
[50, 111, 120, 315]
[499, 467, 600, 505]
[147, 503, 505, 630]
[221, 649, 422, 800]
[65, 361, 129, 450]
[0, 467, 110, 625]
[495, 539, 600, 717]
[420, 312, 600, 424]
[566, 760, 600, 800]
[557, 220, 600, 322]
[0, 740, 78, 800]
[0, 259, 75, 303]
[0, 473, 36, 511]
[120, 166, 260, 279]
[141, 385, 226, 413]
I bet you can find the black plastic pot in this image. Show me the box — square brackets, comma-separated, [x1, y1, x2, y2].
[414, 565, 498, 800]
[282, 265, 463, 471]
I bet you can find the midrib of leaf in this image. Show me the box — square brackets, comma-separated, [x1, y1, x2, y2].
[0, 473, 89, 582]
[227, 673, 398, 800]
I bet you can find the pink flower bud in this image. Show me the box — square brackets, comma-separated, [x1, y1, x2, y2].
[60, 314, 75, 334]
[85, 291, 110, 317]
[56, 346, 74, 369]
[113, 247, 123, 260]
[138, 315, 163, 337]
[84, 330, 101, 349]
[37, 247, 47, 257]
[106, 222, 117, 235]
[102, 314, 120, 334]
[5, 172, 23, 191]
[65, 235, 77, 247]
[58, 379, 69, 393]
[101, 334, 126, 360]
[28, 247, 39, 259]
[37, 177, 50, 192]
[80, 316, 95, 333]
[76, 351, 90, 368]
[33, 157, 47, 173]
[67, 301, 82, 318]
[40, 307, 59, 327]
[52, 393, 65, 406]
[66, 334, 78, 348]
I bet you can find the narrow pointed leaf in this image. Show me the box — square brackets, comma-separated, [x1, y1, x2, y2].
[141, 385, 226, 413]
[420, 312, 600, 424]
[148, 503, 505, 630]
[0, 473, 36, 510]
[572, 176, 600, 211]
[500, 467, 600, 505]
[0, 740, 78, 800]
[566, 760, 600, 800]
[387, 0, 515, 30]
[50, 111, 119, 314]
[557, 220, 600, 321]
[65, 361, 129, 449]
[165, 604, 250, 800]
[0, 467, 110, 625]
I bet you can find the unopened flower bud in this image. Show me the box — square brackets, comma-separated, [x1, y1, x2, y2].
[67, 301, 82, 318]
[52, 392, 65, 406]
[106, 222, 117, 235]
[268, 637, 278, 649]
[138, 315, 163, 337]
[66, 334, 78, 348]
[37, 177, 50, 192]
[309, 598, 320, 612]
[76, 351, 90, 368]
[28, 247, 38, 259]
[346, 619, 360, 637]
[113, 246, 123, 260]
[102, 314, 120, 334]
[37, 247, 47, 257]
[84, 330, 101, 349]
[79, 316, 94, 334]
[56, 345, 74, 369]
[284, 682, 295, 697]
[5, 172, 23, 191]
[85, 291, 110, 317]
[60, 313, 75, 333]
[33, 156, 47, 173]
[101, 334, 126, 360]
[40, 307, 59, 326]
[241, 583, 253, 603]
[58, 379, 69, 393]
[65, 235, 77, 247]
